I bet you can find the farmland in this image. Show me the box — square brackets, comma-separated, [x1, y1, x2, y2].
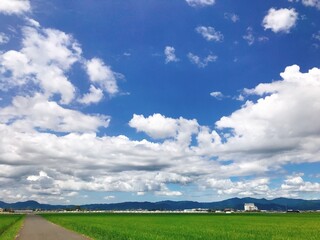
[41, 213, 320, 240]
[0, 214, 24, 240]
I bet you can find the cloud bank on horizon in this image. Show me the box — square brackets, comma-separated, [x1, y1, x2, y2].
[0, 0, 320, 204]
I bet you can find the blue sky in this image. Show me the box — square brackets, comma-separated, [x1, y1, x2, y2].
[0, 0, 320, 204]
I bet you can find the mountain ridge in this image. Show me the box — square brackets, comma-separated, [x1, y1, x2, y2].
[1, 197, 320, 211]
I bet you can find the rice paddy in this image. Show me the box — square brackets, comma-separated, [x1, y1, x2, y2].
[41, 212, 320, 240]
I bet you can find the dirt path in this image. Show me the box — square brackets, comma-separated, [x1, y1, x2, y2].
[16, 214, 91, 240]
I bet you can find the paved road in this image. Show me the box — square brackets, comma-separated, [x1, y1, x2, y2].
[16, 214, 91, 240]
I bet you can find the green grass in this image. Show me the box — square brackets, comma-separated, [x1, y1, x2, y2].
[0, 214, 25, 240]
[41, 212, 320, 240]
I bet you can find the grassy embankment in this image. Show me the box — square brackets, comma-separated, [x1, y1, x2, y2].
[0, 214, 25, 240]
[42, 212, 320, 240]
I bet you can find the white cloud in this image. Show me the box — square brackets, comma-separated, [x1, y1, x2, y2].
[301, 0, 320, 9]
[187, 53, 217, 68]
[263, 8, 298, 33]
[210, 91, 224, 100]
[155, 190, 182, 196]
[258, 36, 269, 42]
[0, 23, 121, 105]
[27, 171, 48, 181]
[164, 46, 179, 63]
[215, 65, 320, 166]
[78, 85, 104, 105]
[0, 94, 110, 133]
[204, 177, 270, 196]
[281, 174, 320, 192]
[224, 13, 239, 23]
[0, 0, 31, 15]
[243, 27, 255, 45]
[129, 113, 178, 139]
[196, 26, 223, 42]
[104, 195, 115, 200]
[129, 113, 199, 146]
[313, 31, 320, 41]
[0, 26, 81, 104]
[25, 17, 40, 28]
[185, 0, 215, 7]
[85, 58, 119, 95]
[0, 33, 9, 44]
[26, 171, 60, 196]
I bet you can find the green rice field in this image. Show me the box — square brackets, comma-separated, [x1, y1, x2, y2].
[41, 213, 320, 240]
[0, 214, 25, 240]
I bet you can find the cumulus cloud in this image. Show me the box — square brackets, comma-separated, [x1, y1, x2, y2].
[164, 46, 179, 63]
[185, 0, 215, 7]
[85, 58, 119, 96]
[215, 65, 320, 165]
[129, 113, 179, 139]
[129, 113, 199, 146]
[187, 53, 217, 68]
[281, 174, 320, 193]
[0, 20, 121, 106]
[0, 94, 110, 133]
[0, 25, 81, 104]
[204, 177, 270, 196]
[78, 85, 104, 105]
[0, 0, 31, 15]
[0, 20, 123, 134]
[263, 8, 298, 33]
[196, 26, 223, 42]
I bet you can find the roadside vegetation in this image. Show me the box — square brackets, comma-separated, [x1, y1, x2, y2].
[42, 212, 320, 240]
[0, 214, 25, 240]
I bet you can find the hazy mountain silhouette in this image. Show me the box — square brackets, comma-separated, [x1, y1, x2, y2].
[1, 198, 320, 211]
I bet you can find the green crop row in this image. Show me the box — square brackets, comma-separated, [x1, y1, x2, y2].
[0, 214, 25, 240]
[41, 212, 320, 240]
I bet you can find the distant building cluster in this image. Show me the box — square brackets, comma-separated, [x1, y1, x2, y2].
[244, 203, 258, 211]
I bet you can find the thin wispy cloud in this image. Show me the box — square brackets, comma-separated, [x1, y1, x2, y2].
[0, 32, 9, 44]
[188, 53, 217, 68]
[185, 0, 215, 7]
[243, 27, 255, 45]
[224, 13, 240, 23]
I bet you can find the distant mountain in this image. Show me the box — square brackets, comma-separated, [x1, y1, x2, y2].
[1, 198, 320, 211]
[0, 200, 72, 210]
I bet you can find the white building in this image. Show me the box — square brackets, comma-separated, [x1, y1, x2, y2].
[244, 203, 258, 211]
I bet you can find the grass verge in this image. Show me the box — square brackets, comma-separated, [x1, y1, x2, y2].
[0, 215, 25, 240]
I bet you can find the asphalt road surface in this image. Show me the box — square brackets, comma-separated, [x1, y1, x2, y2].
[16, 214, 91, 240]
